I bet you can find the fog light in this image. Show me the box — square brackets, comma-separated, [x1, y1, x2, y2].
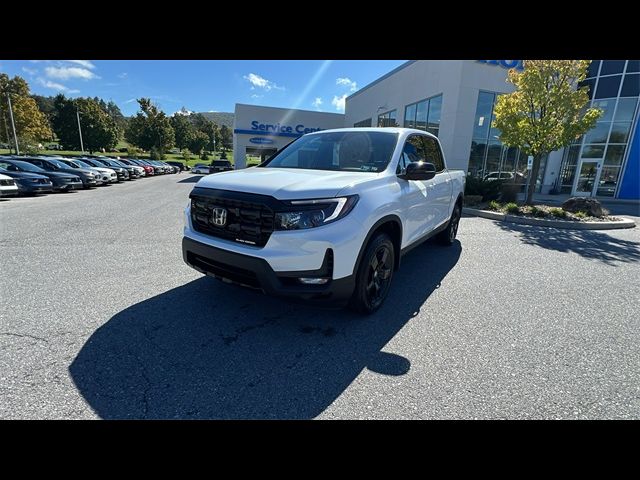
[298, 277, 329, 285]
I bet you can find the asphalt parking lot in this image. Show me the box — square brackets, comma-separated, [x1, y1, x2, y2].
[1, 174, 639, 419]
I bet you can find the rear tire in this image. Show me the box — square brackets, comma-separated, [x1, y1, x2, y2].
[437, 203, 461, 246]
[349, 233, 395, 315]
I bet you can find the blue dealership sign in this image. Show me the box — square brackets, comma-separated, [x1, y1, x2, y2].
[250, 137, 275, 145]
[477, 60, 524, 71]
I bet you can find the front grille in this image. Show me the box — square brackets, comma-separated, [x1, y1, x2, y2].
[190, 189, 278, 248]
[0, 179, 14, 186]
[187, 252, 260, 288]
[36, 178, 49, 184]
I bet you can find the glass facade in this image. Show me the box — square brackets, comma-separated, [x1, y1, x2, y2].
[559, 60, 639, 196]
[354, 118, 372, 127]
[403, 94, 443, 137]
[467, 91, 538, 190]
[377, 110, 398, 127]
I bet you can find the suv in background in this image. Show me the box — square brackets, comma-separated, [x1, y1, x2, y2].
[209, 160, 233, 173]
[167, 161, 188, 172]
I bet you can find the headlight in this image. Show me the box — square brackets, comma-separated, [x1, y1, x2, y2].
[275, 195, 359, 230]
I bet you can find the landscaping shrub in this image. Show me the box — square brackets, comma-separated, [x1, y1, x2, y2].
[127, 146, 142, 157]
[488, 200, 501, 211]
[530, 206, 546, 218]
[549, 208, 567, 218]
[465, 176, 503, 201]
[574, 211, 588, 219]
[500, 183, 519, 203]
[181, 149, 192, 161]
[505, 202, 520, 214]
[150, 147, 166, 160]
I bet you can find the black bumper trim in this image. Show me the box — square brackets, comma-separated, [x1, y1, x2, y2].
[182, 236, 354, 306]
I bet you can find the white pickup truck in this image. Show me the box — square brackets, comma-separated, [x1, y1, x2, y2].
[183, 127, 465, 313]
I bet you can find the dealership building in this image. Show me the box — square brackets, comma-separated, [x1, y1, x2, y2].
[232, 103, 344, 169]
[233, 60, 639, 200]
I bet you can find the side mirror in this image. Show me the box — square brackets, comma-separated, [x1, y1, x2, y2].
[399, 161, 436, 181]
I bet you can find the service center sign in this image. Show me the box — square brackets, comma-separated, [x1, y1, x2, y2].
[250, 120, 323, 135]
[249, 137, 275, 145]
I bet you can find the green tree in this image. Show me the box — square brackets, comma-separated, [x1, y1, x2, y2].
[219, 124, 232, 151]
[190, 113, 220, 152]
[31, 95, 56, 121]
[125, 98, 175, 156]
[0, 74, 53, 152]
[493, 60, 602, 204]
[51, 95, 120, 153]
[187, 130, 209, 156]
[170, 113, 195, 150]
[105, 100, 127, 136]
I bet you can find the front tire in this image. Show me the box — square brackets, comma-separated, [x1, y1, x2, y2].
[437, 203, 461, 246]
[349, 233, 395, 314]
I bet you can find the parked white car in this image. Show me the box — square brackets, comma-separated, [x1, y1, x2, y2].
[0, 172, 19, 197]
[61, 158, 118, 184]
[191, 164, 210, 175]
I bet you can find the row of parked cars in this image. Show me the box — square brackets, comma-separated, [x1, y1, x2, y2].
[0, 154, 188, 198]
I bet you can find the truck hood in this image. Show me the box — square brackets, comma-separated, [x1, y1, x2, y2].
[195, 167, 378, 200]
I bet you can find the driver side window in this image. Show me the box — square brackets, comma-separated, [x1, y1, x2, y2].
[396, 135, 426, 174]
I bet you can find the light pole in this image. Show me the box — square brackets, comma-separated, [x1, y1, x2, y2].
[76, 107, 85, 154]
[6, 92, 20, 155]
[1, 105, 11, 154]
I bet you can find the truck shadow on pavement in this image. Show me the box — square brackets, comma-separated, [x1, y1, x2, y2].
[69, 240, 461, 419]
[496, 222, 640, 266]
[177, 176, 204, 183]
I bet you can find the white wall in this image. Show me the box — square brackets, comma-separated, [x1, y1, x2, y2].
[233, 103, 345, 169]
[345, 60, 516, 171]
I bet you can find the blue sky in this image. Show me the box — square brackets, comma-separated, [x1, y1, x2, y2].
[0, 60, 406, 116]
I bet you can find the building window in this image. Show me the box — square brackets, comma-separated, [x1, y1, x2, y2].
[556, 66, 639, 197]
[466, 90, 533, 189]
[354, 118, 372, 127]
[403, 94, 443, 137]
[600, 60, 626, 76]
[377, 110, 398, 127]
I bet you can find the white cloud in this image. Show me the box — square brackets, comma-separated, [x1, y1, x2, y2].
[36, 77, 79, 94]
[336, 77, 357, 92]
[332, 94, 347, 112]
[45, 66, 99, 80]
[67, 60, 95, 69]
[173, 107, 193, 116]
[22, 67, 37, 75]
[124, 98, 137, 104]
[251, 93, 264, 99]
[311, 97, 323, 109]
[243, 73, 283, 91]
[118, 72, 128, 79]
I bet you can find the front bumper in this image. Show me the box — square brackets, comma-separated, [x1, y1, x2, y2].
[17, 182, 52, 194]
[182, 236, 355, 305]
[0, 186, 19, 197]
[53, 181, 82, 191]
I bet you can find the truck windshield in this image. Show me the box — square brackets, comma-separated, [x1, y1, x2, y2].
[261, 131, 398, 173]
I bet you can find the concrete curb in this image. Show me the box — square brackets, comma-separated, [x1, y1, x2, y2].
[462, 207, 636, 230]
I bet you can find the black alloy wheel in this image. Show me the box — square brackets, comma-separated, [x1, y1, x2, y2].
[350, 233, 395, 314]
